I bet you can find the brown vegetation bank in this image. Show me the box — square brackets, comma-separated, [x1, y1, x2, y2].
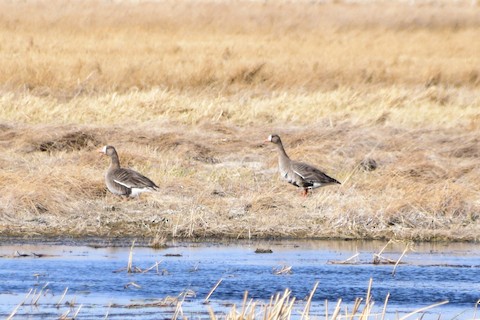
[0, 0, 479, 242]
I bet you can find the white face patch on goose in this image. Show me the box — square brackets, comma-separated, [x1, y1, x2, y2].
[101, 145, 108, 154]
[267, 135, 273, 141]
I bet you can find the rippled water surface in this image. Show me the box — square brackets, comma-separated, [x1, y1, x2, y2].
[0, 240, 479, 319]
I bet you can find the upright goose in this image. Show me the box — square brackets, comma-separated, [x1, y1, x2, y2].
[265, 134, 340, 196]
[99, 145, 159, 198]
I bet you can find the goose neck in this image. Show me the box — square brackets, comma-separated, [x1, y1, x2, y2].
[276, 143, 290, 162]
[109, 151, 121, 169]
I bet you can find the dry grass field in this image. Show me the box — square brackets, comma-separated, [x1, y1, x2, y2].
[0, 0, 479, 242]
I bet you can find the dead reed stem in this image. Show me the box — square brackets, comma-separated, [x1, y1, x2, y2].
[325, 299, 328, 320]
[142, 261, 162, 274]
[173, 292, 186, 320]
[203, 278, 223, 304]
[380, 292, 390, 320]
[7, 288, 33, 320]
[103, 303, 111, 319]
[124, 282, 141, 289]
[56, 287, 69, 308]
[331, 299, 342, 320]
[208, 306, 216, 320]
[349, 298, 363, 319]
[376, 240, 392, 257]
[268, 289, 293, 320]
[398, 300, 449, 320]
[127, 239, 135, 273]
[358, 278, 374, 319]
[365, 278, 373, 307]
[73, 304, 83, 318]
[240, 290, 249, 318]
[474, 299, 480, 319]
[300, 281, 319, 319]
[32, 282, 49, 305]
[392, 244, 411, 277]
[59, 309, 70, 319]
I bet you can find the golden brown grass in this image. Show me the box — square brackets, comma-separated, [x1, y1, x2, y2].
[0, 0, 479, 241]
[1, 0, 479, 95]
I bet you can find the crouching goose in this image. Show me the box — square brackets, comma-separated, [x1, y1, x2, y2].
[99, 145, 159, 198]
[265, 134, 340, 197]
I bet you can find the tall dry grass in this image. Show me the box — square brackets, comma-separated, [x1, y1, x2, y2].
[0, 0, 479, 241]
[0, 0, 479, 96]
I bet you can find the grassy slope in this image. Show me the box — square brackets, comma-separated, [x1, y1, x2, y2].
[0, 0, 479, 242]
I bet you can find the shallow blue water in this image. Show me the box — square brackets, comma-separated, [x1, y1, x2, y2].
[0, 240, 479, 319]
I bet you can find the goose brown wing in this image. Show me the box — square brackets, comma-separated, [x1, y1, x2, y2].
[112, 168, 159, 189]
[292, 161, 340, 185]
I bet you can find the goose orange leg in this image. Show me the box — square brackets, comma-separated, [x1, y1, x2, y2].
[301, 188, 309, 197]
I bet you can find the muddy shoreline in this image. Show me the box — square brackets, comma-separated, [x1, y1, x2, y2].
[0, 235, 478, 248]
